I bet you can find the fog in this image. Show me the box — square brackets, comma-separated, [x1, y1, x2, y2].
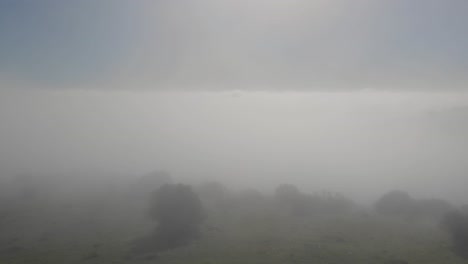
[1, 88, 468, 203]
[2, 1, 468, 262]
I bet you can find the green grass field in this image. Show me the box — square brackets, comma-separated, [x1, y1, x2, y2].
[1, 209, 466, 264]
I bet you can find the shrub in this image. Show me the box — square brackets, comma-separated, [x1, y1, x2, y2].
[441, 209, 468, 259]
[374, 190, 415, 217]
[132, 184, 204, 255]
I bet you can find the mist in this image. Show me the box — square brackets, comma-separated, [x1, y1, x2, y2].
[2, 0, 468, 263]
[1, 88, 467, 203]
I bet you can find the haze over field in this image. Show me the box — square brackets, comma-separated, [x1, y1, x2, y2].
[1, 1, 468, 263]
[1, 89, 468, 203]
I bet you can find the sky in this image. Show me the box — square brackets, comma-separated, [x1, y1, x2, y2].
[1, 1, 468, 203]
[1, 0, 468, 90]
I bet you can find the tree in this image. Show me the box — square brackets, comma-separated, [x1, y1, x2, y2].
[441, 209, 468, 259]
[275, 184, 310, 216]
[416, 198, 453, 220]
[374, 190, 415, 216]
[275, 184, 301, 201]
[197, 181, 228, 201]
[134, 184, 204, 254]
[311, 191, 354, 215]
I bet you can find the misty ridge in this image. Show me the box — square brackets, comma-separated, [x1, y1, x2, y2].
[1, 169, 468, 263]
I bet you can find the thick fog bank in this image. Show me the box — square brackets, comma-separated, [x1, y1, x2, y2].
[1, 89, 468, 203]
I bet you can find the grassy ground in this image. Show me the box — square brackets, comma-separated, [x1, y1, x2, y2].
[1, 211, 466, 264]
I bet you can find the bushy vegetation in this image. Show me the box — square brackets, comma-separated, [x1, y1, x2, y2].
[375, 190, 415, 217]
[131, 184, 204, 256]
[0, 176, 467, 264]
[442, 208, 468, 259]
[375, 190, 453, 223]
[275, 184, 354, 217]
